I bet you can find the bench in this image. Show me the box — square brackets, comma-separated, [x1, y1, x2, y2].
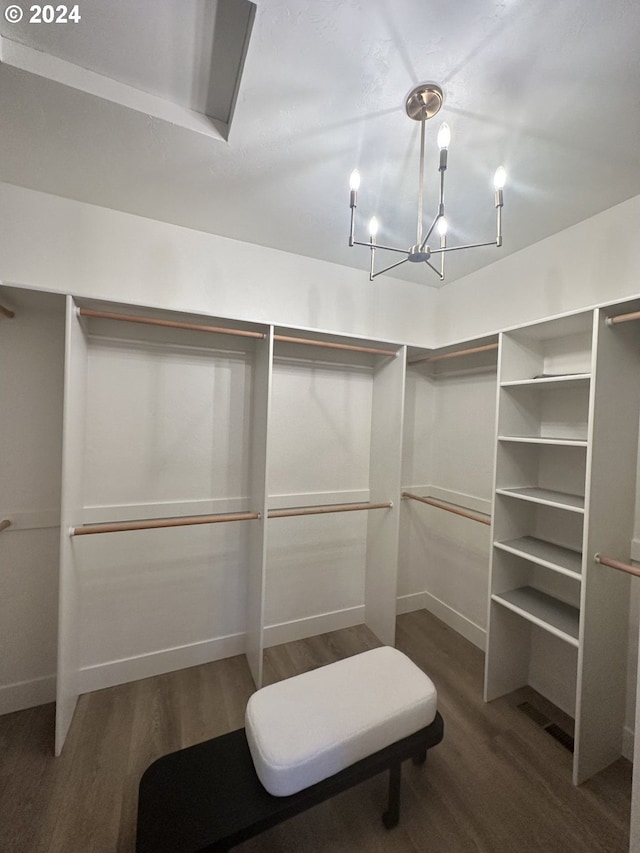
[137, 648, 443, 852]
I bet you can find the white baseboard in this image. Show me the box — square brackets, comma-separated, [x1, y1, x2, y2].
[420, 590, 487, 651]
[396, 591, 429, 615]
[77, 632, 246, 694]
[623, 725, 635, 762]
[263, 605, 365, 648]
[0, 673, 56, 714]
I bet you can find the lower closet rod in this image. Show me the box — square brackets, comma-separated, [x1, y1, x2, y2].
[71, 511, 260, 536]
[0, 519, 11, 533]
[594, 553, 640, 578]
[402, 492, 491, 526]
[0, 304, 15, 319]
[268, 501, 392, 519]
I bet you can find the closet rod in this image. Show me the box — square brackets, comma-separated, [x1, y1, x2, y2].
[77, 308, 266, 340]
[594, 553, 640, 578]
[408, 342, 498, 366]
[274, 333, 396, 358]
[268, 501, 392, 519]
[71, 511, 260, 536]
[606, 310, 640, 326]
[402, 492, 491, 526]
[0, 304, 15, 319]
[0, 520, 11, 533]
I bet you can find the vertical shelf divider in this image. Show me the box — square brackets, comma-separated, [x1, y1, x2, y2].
[574, 309, 640, 784]
[365, 347, 406, 646]
[244, 327, 273, 689]
[56, 298, 88, 755]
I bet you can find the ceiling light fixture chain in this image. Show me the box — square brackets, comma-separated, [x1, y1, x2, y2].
[348, 83, 506, 282]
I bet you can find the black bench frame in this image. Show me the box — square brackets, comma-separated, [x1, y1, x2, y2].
[136, 711, 444, 852]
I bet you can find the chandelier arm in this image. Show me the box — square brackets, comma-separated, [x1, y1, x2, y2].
[429, 239, 499, 255]
[420, 214, 440, 252]
[425, 259, 444, 280]
[371, 257, 410, 280]
[352, 240, 408, 255]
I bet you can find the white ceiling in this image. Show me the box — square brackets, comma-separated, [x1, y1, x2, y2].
[1, 0, 640, 287]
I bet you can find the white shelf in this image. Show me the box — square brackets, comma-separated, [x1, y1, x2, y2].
[495, 487, 584, 514]
[494, 536, 582, 579]
[498, 435, 588, 448]
[491, 586, 580, 647]
[501, 374, 590, 390]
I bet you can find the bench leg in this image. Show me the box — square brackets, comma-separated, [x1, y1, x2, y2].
[382, 761, 402, 829]
[412, 746, 427, 766]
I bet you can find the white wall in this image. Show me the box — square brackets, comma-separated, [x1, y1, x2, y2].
[0, 182, 438, 348]
[435, 194, 640, 346]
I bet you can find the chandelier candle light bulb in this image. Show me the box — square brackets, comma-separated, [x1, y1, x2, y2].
[437, 122, 450, 177]
[493, 166, 506, 246]
[348, 169, 360, 245]
[347, 82, 506, 281]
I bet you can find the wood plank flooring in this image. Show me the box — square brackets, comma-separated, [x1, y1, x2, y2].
[0, 610, 632, 852]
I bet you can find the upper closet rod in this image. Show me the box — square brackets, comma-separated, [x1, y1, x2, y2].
[594, 553, 640, 578]
[606, 310, 640, 326]
[71, 511, 260, 536]
[268, 501, 392, 519]
[274, 333, 396, 357]
[408, 342, 498, 366]
[402, 491, 491, 526]
[78, 309, 396, 357]
[78, 308, 266, 340]
[0, 520, 11, 533]
[0, 304, 15, 319]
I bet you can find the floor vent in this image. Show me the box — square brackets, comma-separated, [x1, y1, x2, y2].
[545, 723, 575, 753]
[517, 702, 574, 753]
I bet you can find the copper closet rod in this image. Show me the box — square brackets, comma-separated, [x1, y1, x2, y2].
[71, 502, 393, 535]
[408, 342, 498, 366]
[0, 519, 11, 533]
[78, 308, 396, 357]
[402, 491, 491, 526]
[78, 308, 265, 340]
[606, 310, 640, 326]
[594, 553, 640, 578]
[72, 511, 260, 536]
[0, 305, 15, 319]
[268, 501, 392, 519]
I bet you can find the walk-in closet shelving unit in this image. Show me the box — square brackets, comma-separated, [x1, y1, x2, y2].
[56, 299, 406, 753]
[57, 298, 272, 754]
[264, 328, 405, 661]
[399, 338, 497, 636]
[484, 306, 640, 784]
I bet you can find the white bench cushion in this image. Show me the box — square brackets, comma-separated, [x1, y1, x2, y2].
[245, 646, 438, 796]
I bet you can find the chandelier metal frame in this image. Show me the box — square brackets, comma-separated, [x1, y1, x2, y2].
[348, 83, 505, 282]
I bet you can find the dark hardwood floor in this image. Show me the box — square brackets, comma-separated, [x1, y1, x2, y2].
[0, 610, 632, 852]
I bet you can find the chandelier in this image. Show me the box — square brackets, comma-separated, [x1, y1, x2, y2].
[348, 83, 506, 281]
